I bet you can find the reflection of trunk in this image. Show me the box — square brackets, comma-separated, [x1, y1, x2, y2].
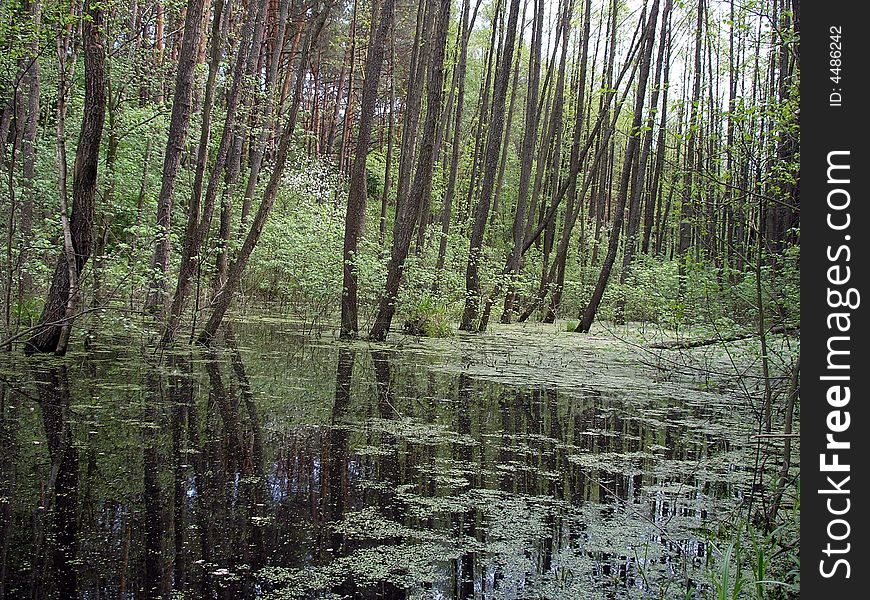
[369, 352, 409, 600]
[170, 355, 193, 590]
[205, 352, 243, 471]
[371, 351, 400, 518]
[0, 384, 17, 598]
[224, 324, 267, 569]
[36, 367, 79, 599]
[456, 372, 476, 598]
[324, 349, 354, 557]
[179, 351, 206, 595]
[143, 366, 164, 599]
[546, 388, 561, 496]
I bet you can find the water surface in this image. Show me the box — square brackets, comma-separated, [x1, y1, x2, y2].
[0, 320, 755, 599]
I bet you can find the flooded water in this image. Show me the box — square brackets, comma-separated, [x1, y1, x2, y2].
[0, 319, 758, 599]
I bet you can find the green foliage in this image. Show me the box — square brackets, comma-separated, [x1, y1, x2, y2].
[705, 498, 800, 600]
[247, 158, 365, 322]
[402, 294, 452, 337]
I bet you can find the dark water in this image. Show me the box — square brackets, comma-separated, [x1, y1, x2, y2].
[0, 321, 753, 599]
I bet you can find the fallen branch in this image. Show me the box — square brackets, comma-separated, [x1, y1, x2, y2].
[648, 325, 798, 350]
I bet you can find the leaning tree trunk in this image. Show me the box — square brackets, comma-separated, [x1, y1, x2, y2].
[577, 0, 659, 333]
[163, 0, 266, 344]
[197, 2, 333, 346]
[25, 2, 106, 355]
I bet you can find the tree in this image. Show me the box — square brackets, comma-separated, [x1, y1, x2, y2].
[25, 0, 106, 355]
[143, 0, 209, 315]
[369, 0, 453, 340]
[197, 0, 334, 346]
[577, 0, 659, 333]
[458, 0, 522, 331]
[340, 0, 396, 339]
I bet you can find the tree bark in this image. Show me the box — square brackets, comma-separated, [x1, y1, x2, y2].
[340, 0, 396, 338]
[25, 2, 106, 355]
[144, 0, 208, 315]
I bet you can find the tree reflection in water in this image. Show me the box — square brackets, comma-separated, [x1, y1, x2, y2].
[0, 322, 744, 598]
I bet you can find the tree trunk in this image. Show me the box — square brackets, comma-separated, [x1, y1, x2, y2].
[17, 0, 41, 321]
[197, 2, 332, 346]
[144, 0, 208, 315]
[458, 0, 522, 331]
[432, 0, 480, 292]
[677, 0, 705, 294]
[163, 0, 268, 344]
[340, 0, 396, 338]
[25, 2, 106, 355]
[500, 0, 544, 322]
[577, 0, 659, 333]
[369, 0, 453, 341]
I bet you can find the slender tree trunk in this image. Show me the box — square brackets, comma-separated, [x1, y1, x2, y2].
[677, 0, 705, 294]
[197, 2, 333, 346]
[643, 7, 673, 254]
[164, 0, 269, 344]
[489, 31, 523, 232]
[144, 0, 208, 315]
[369, 0, 453, 340]
[338, 0, 359, 175]
[500, 0, 545, 322]
[340, 0, 396, 338]
[392, 0, 432, 222]
[577, 0, 659, 333]
[17, 0, 41, 320]
[378, 24, 396, 247]
[543, 0, 593, 322]
[519, 0, 573, 323]
[458, 0, 522, 331]
[432, 0, 480, 292]
[615, 0, 668, 320]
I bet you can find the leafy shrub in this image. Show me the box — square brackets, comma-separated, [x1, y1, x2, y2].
[402, 294, 452, 338]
